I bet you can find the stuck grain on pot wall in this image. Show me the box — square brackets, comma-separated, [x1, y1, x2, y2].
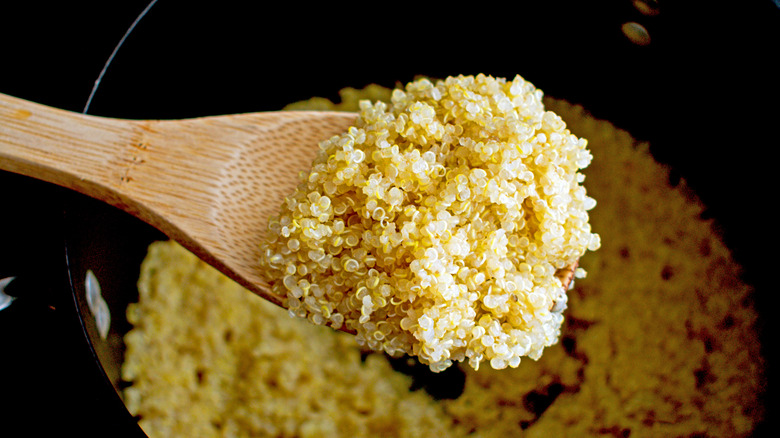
[258, 74, 601, 372]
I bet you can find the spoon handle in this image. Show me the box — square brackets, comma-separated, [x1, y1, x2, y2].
[0, 92, 210, 254]
[0, 92, 142, 205]
[0, 93, 254, 283]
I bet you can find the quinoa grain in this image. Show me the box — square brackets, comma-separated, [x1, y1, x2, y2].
[259, 75, 600, 372]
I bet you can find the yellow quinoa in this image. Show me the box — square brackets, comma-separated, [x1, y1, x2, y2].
[122, 85, 765, 437]
[258, 74, 601, 372]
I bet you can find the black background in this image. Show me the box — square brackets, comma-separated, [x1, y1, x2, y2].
[1, 1, 777, 436]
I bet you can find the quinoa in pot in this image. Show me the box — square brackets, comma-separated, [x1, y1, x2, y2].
[122, 81, 765, 437]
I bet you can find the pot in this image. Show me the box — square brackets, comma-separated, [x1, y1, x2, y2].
[1, 1, 776, 436]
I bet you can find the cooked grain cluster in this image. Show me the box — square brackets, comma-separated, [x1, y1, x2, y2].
[258, 74, 600, 372]
[122, 85, 765, 437]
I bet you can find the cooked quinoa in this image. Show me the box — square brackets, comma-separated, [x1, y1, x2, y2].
[258, 74, 601, 372]
[122, 85, 765, 437]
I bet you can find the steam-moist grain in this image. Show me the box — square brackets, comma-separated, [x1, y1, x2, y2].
[258, 74, 601, 372]
[123, 88, 765, 437]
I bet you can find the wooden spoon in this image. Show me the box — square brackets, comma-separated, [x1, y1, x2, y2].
[0, 92, 577, 318]
[0, 92, 355, 309]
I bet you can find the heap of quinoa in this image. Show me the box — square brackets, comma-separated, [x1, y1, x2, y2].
[259, 74, 600, 371]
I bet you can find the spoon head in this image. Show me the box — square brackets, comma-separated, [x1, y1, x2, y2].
[141, 111, 358, 305]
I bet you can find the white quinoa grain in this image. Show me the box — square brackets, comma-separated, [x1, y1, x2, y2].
[258, 74, 600, 372]
[123, 84, 765, 438]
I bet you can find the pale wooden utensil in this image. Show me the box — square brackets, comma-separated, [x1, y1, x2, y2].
[0, 92, 356, 308]
[0, 92, 577, 316]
